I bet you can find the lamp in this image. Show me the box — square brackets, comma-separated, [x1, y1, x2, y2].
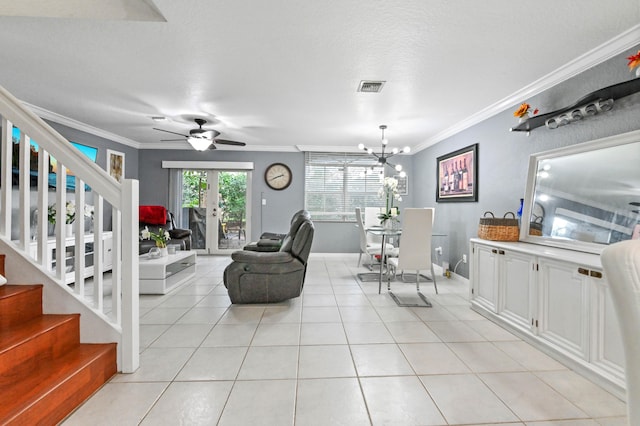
[187, 137, 212, 151]
[358, 125, 410, 177]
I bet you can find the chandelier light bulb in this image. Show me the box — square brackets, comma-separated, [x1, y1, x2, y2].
[403, 146, 411, 153]
[357, 124, 409, 179]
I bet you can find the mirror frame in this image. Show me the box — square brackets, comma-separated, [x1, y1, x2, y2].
[520, 129, 640, 254]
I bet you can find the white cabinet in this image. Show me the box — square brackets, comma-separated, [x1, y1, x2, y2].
[499, 249, 535, 333]
[471, 244, 535, 331]
[590, 272, 625, 379]
[471, 244, 499, 312]
[469, 238, 625, 398]
[29, 232, 113, 284]
[537, 258, 590, 360]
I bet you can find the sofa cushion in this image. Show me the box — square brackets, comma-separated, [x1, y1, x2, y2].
[139, 205, 167, 225]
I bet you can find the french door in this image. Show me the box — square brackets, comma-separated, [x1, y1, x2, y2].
[181, 169, 251, 254]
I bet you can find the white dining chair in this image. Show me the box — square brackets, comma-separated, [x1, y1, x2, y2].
[601, 240, 640, 425]
[364, 207, 383, 245]
[355, 207, 393, 269]
[387, 208, 437, 294]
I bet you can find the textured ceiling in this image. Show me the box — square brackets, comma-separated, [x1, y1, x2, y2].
[0, 0, 638, 152]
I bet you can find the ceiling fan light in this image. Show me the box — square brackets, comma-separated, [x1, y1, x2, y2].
[187, 137, 211, 151]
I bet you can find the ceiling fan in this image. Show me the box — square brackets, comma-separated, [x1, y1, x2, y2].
[154, 118, 247, 151]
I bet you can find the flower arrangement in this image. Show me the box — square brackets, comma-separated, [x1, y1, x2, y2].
[377, 177, 401, 225]
[513, 103, 539, 119]
[627, 49, 640, 75]
[47, 201, 91, 225]
[140, 226, 171, 248]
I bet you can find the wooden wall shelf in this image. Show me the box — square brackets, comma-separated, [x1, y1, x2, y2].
[510, 77, 640, 133]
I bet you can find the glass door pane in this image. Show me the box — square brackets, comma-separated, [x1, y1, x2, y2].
[180, 169, 250, 254]
[181, 170, 209, 253]
[216, 171, 249, 252]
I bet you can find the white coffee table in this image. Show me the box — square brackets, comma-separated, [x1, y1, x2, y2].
[139, 250, 196, 294]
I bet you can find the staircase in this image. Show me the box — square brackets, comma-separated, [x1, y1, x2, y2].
[0, 255, 117, 424]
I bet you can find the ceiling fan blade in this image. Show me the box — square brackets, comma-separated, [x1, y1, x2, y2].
[214, 139, 246, 146]
[153, 128, 189, 137]
[161, 138, 186, 142]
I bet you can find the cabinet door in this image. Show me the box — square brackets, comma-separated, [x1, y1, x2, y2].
[500, 250, 535, 332]
[538, 258, 589, 360]
[103, 236, 113, 270]
[590, 273, 625, 381]
[471, 243, 498, 312]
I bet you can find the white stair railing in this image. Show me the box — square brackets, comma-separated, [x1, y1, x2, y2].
[0, 84, 139, 373]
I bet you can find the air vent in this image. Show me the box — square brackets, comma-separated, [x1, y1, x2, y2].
[357, 80, 386, 93]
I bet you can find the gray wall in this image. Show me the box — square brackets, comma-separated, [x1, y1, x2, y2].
[412, 46, 640, 278]
[137, 148, 414, 253]
[137, 149, 306, 245]
[39, 46, 640, 263]
[48, 121, 139, 180]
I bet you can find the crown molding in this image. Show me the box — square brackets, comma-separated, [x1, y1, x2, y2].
[23, 101, 144, 149]
[413, 24, 640, 154]
[296, 145, 361, 153]
[138, 141, 299, 152]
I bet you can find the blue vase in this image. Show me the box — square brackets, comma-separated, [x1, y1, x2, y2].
[517, 198, 524, 226]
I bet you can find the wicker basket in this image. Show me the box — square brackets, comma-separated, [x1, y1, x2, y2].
[478, 211, 519, 241]
[529, 216, 543, 236]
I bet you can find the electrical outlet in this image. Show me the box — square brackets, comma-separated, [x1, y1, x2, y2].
[462, 254, 467, 264]
[435, 246, 442, 255]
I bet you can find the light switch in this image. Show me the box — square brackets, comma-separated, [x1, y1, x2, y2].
[262, 199, 267, 205]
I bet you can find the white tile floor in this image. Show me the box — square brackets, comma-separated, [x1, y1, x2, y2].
[62, 253, 627, 425]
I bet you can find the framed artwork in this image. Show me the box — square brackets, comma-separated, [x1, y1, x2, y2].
[394, 174, 408, 195]
[107, 149, 125, 183]
[436, 143, 478, 202]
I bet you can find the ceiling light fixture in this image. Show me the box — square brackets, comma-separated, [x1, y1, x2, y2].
[358, 125, 410, 177]
[187, 137, 212, 151]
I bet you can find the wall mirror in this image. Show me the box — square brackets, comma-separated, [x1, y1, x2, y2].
[521, 129, 640, 254]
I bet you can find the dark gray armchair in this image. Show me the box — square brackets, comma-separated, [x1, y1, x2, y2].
[223, 211, 314, 304]
[243, 209, 309, 252]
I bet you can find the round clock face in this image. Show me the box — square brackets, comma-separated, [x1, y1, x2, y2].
[265, 163, 292, 190]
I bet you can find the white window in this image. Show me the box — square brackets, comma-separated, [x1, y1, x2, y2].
[304, 152, 385, 222]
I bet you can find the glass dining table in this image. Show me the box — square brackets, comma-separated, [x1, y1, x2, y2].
[357, 226, 446, 306]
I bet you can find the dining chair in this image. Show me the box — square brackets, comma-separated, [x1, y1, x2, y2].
[601, 240, 640, 425]
[355, 207, 393, 269]
[364, 207, 383, 245]
[387, 207, 437, 294]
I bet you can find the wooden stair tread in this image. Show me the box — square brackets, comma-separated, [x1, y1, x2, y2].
[0, 284, 43, 299]
[0, 343, 117, 424]
[0, 314, 79, 354]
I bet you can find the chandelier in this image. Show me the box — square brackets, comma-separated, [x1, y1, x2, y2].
[358, 125, 410, 176]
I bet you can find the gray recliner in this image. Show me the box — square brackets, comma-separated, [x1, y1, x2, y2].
[223, 211, 314, 304]
[243, 209, 309, 252]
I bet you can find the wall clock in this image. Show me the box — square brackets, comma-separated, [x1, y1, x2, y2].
[264, 163, 292, 190]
